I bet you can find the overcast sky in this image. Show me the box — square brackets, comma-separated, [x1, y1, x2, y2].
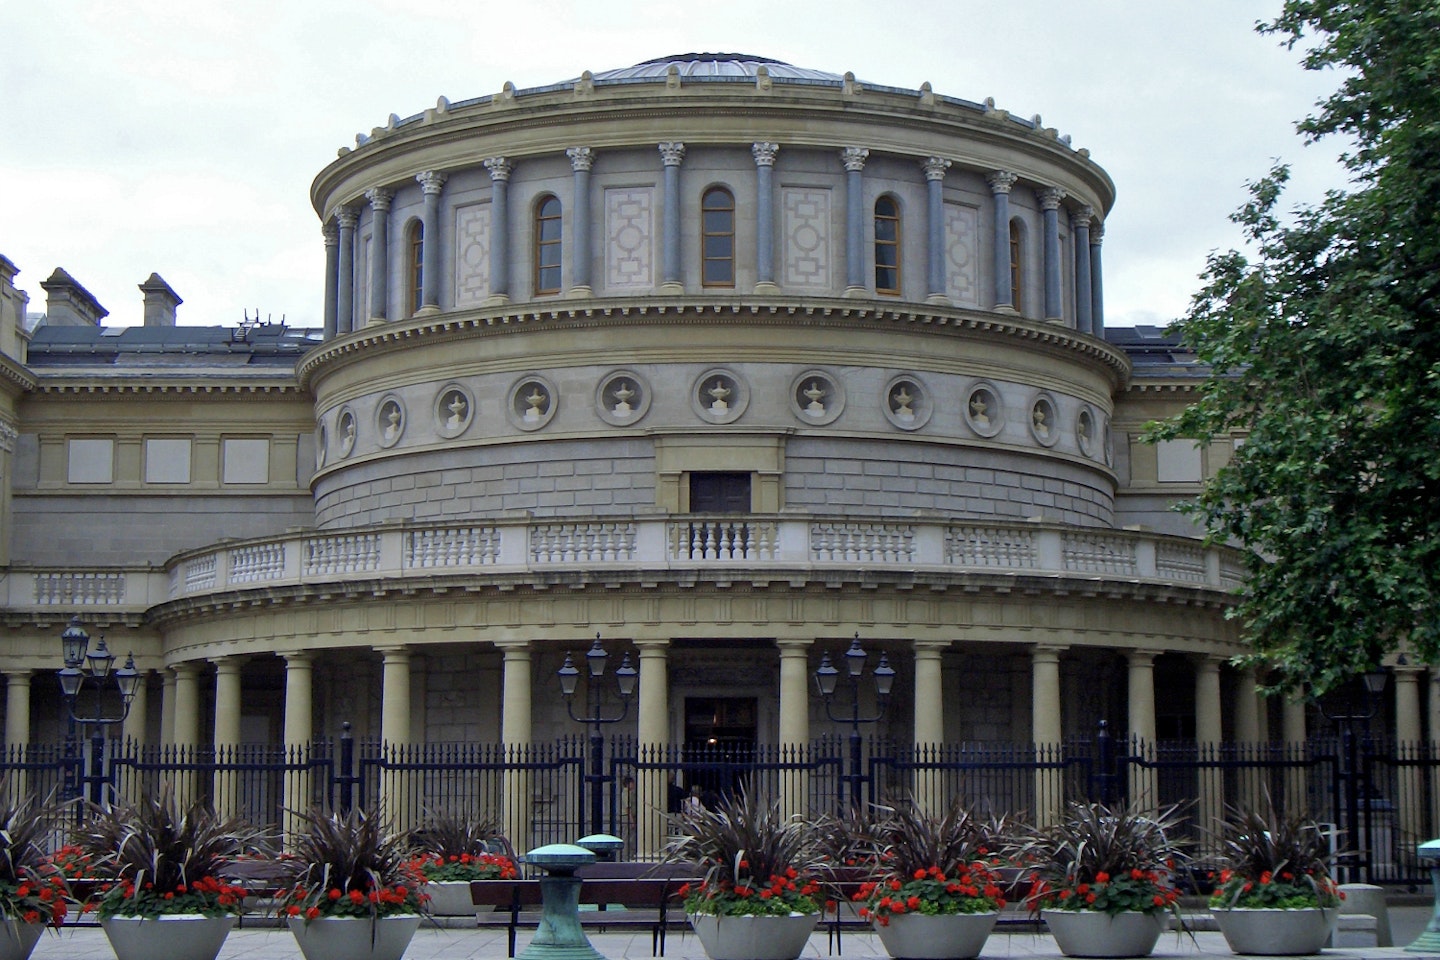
[3, 1, 1349, 332]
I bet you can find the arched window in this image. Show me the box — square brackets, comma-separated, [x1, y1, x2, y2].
[874, 196, 901, 295]
[1009, 217, 1025, 313]
[406, 220, 424, 317]
[701, 187, 735, 288]
[535, 195, 562, 295]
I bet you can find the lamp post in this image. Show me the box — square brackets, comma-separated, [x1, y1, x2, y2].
[57, 616, 140, 808]
[558, 634, 637, 837]
[814, 633, 895, 809]
[1320, 669, 1388, 883]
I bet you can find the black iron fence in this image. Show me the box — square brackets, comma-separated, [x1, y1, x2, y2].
[2, 726, 1433, 886]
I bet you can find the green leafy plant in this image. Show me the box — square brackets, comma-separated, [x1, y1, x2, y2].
[851, 800, 1011, 925]
[275, 807, 424, 920]
[1208, 801, 1341, 910]
[1020, 801, 1188, 917]
[70, 785, 261, 919]
[0, 790, 70, 926]
[664, 789, 824, 917]
[405, 810, 516, 883]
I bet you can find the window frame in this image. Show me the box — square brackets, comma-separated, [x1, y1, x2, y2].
[1009, 217, 1025, 313]
[700, 186, 736, 289]
[534, 194, 563, 296]
[874, 195, 901, 296]
[405, 219, 424, 318]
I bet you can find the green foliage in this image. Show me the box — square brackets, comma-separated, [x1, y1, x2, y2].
[1019, 802, 1188, 917]
[405, 809, 515, 880]
[0, 789, 69, 924]
[1208, 800, 1341, 909]
[276, 807, 424, 920]
[1147, 0, 1440, 694]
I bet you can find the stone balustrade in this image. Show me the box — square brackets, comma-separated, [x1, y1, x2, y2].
[0, 516, 1246, 613]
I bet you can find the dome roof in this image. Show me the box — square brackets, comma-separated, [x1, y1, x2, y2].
[587, 53, 846, 84]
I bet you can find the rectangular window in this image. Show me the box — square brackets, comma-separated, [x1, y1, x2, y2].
[145, 438, 192, 484]
[689, 472, 751, 513]
[67, 438, 114, 484]
[222, 438, 271, 484]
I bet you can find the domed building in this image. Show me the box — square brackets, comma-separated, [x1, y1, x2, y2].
[3, 54, 1409, 852]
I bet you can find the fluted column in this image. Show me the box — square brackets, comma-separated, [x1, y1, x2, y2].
[775, 639, 811, 818]
[335, 208, 358, 335]
[1071, 205, 1094, 334]
[1196, 657, 1225, 854]
[281, 652, 314, 847]
[365, 187, 393, 323]
[415, 171, 447, 315]
[841, 147, 869, 296]
[635, 639, 671, 857]
[567, 148, 594, 297]
[658, 142, 685, 293]
[1089, 222, 1105, 335]
[484, 157, 512, 304]
[496, 640, 533, 851]
[322, 221, 339, 340]
[1039, 186, 1066, 321]
[987, 171, 1018, 312]
[922, 157, 951, 305]
[1032, 644, 1066, 825]
[1127, 650, 1159, 806]
[212, 656, 244, 818]
[753, 142, 780, 294]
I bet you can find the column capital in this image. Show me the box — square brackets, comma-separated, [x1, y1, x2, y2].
[416, 170, 448, 194]
[212, 655, 247, 673]
[279, 650, 314, 666]
[1069, 205, 1094, 231]
[658, 141, 686, 166]
[335, 207, 360, 230]
[365, 187, 394, 211]
[921, 156, 951, 181]
[1195, 654, 1225, 673]
[1032, 643, 1068, 663]
[323, 221, 338, 245]
[840, 146, 869, 172]
[1090, 220, 1104, 243]
[751, 142, 780, 167]
[171, 661, 202, 679]
[484, 157, 513, 182]
[775, 638, 812, 654]
[1127, 648, 1163, 665]
[986, 170, 1018, 194]
[492, 638, 532, 655]
[375, 644, 411, 660]
[1037, 186, 1067, 211]
[566, 146, 595, 172]
[912, 639, 951, 655]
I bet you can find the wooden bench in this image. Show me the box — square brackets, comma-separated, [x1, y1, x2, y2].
[471, 871, 700, 958]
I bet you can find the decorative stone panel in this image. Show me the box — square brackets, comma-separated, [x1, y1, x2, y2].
[944, 201, 979, 307]
[508, 375, 557, 431]
[882, 375, 931, 431]
[453, 202, 492, 308]
[782, 187, 831, 289]
[435, 384, 474, 438]
[790, 370, 844, 426]
[605, 187, 654, 290]
[691, 369, 748, 424]
[964, 382, 1003, 438]
[596, 370, 652, 426]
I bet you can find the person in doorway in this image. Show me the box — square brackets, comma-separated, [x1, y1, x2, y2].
[683, 783, 705, 817]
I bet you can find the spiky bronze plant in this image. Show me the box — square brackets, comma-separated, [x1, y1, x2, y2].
[405, 809, 516, 882]
[71, 784, 264, 918]
[663, 789, 825, 916]
[276, 807, 423, 920]
[1208, 799, 1340, 909]
[0, 788, 69, 924]
[812, 803, 892, 873]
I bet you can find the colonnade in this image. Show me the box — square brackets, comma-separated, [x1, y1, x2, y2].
[322, 143, 1106, 335]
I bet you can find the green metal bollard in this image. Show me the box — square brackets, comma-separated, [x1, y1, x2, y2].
[1407, 839, 1440, 953]
[518, 843, 605, 960]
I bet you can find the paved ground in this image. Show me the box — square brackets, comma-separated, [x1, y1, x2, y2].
[24, 906, 1440, 960]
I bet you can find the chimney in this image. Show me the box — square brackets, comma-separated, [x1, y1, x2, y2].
[40, 268, 108, 327]
[139, 273, 182, 327]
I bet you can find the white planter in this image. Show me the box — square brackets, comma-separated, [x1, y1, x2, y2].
[1042, 909, 1166, 959]
[1212, 907, 1337, 956]
[424, 881, 483, 917]
[0, 921, 43, 960]
[688, 912, 819, 960]
[875, 911, 999, 959]
[287, 914, 422, 960]
[101, 914, 237, 960]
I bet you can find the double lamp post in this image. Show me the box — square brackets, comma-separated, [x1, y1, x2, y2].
[815, 633, 895, 809]
[57, 616, 140, 807]
[557, 634, 636, 837]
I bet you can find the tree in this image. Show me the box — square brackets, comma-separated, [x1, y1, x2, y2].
[1149, 0, 1440, 695]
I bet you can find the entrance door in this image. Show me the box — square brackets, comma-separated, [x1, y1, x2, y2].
[682, 696, 758, 805]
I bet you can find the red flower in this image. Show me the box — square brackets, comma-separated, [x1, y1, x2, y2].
[328, 889, 342, 901]
[1095, 872, 1110, 883]
[1153, 895, 1165, 907]
[305, 906, 321, 920]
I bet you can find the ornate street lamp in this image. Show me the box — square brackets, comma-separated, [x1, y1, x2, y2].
[1320, 668, 1389, 882]
[558, 634, 637, 836]
[814, 633, 894, 808]
[56, 616, 140, 807]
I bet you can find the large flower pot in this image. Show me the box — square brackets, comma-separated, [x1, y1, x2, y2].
[875, 911, 999, 959]
[101, 914, 237, 960]
[1211, 907, 1337, 956]
[0, 920, 43, 960]
[424, 881, 483, 916]
[287, 914, 422, 960]
[1042, 909, 1166, 959]
[688, 912, 820, 960]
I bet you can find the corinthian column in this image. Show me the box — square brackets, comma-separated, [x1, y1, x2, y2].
[922, 157, 951, 305]
[987, 171, 1018, 312]
[567, 148, 595, 297]
[753, 142, 780, 294]
[335, 208, 358, 334]
[415, 171, 447, 315]
[1071, 205, 1094, 334]
[1089, 221, 1105, 335]
[841, 147, 869, 296]
[322, 221, 338, 340]
[658, 142, 686, 293]
[365, 187, 393, 324]
[484, 157, 513, 305]
[1038, 186, 1066, 321]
